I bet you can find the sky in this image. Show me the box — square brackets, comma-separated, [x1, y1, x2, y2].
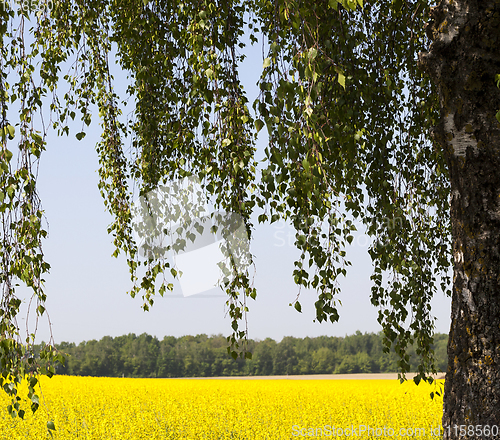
[14, 24, 452, 346]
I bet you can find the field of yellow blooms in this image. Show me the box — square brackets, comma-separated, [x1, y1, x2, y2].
[0, 376, 444, 439]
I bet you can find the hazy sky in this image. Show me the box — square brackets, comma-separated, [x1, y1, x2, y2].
[15, 28, 452, 345]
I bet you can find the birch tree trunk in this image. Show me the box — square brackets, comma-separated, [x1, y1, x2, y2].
[420, 1, 500, 437]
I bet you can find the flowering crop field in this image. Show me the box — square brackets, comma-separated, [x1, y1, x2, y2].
[0, 376, 444, 439]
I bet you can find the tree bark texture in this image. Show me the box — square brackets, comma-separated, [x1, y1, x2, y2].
[419, 0, 500, 437]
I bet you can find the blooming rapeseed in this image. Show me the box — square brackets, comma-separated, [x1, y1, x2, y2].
[0, 376, 444, 439]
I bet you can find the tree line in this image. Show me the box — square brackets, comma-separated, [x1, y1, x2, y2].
[50, 332, 448, 378]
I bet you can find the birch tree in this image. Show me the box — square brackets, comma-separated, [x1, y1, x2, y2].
[420, 0, 500, 434]
[1, 0, 498, 435]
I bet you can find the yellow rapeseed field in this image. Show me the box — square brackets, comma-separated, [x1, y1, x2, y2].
[0, 376, 444, 439]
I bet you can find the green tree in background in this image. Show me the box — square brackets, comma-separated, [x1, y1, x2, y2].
[52, 332, 449, 378]
[1, 0, 499, 434]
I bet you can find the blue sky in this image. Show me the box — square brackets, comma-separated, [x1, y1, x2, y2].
[14, 24, 452, 345]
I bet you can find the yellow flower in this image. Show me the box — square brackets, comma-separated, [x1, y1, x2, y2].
[0, 376, 443, 439]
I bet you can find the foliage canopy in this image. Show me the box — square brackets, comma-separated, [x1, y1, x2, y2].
[0, 0, 449, 425]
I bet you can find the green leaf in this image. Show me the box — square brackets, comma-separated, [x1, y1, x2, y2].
[297, 234, 306, 246]
[308, 48, 318, 60]
[294, 301, 302, 313]
[7, 184, 16, 199]
[329, 0, 339, 9]
[47, 421, 56, 431]
[263, 57, 271, 68]
[75, 132, 86, 141]
[3, 148, 13, 163]
[338, 72, 345, 89]
[255, 119, 264, 133]
[32, 132, 43, 145]
[6, 124, 15, 139]
[496, 110, 500, 123]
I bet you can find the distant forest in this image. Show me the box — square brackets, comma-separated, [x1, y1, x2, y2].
[51, 332, 449, 378]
